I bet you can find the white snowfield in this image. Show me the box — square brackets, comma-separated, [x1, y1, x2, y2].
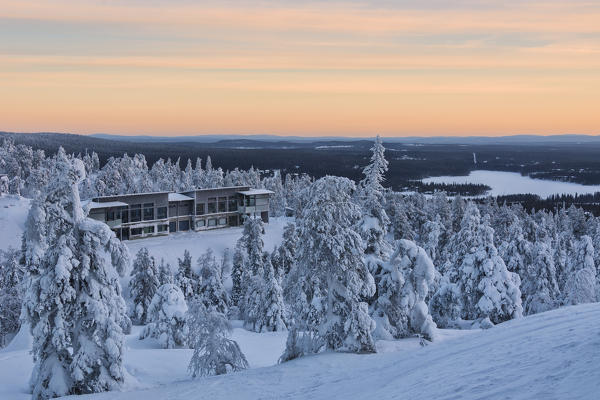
[1, 303, 597, 399]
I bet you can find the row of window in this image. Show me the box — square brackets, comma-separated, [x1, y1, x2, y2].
[196, 197, 240, 215]
[105, 203, 168, 223]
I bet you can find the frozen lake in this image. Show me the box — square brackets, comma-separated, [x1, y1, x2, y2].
[422, 170, 600, 198]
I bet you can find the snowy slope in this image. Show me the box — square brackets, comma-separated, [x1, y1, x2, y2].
[2, 303, 598, 400]
[0, 195, 30, 251]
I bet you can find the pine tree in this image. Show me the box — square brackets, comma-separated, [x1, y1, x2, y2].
[175, 250, 197, 300]
[282, 176, 376, 358]
[129, 247, 160, 325]
[140, 284, 188, 349]
[523, 241, 560, 315]
[455, 209, 523, 324]
[23, 148, 129, 398]
[197, 248, 229, 314]
[158, 258, 174, 285]
[254, 253, 286, 332]
[0, 248, 24, 346]
[371, 240, 437, 340]
[187, 302, 248, 377]
[231, 243, 246, 309]
[563, 235, 597, 305]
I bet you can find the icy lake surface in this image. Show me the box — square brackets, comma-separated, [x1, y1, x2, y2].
[422, 170, 600, 198]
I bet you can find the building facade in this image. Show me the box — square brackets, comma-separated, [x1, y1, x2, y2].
[86, 186, 273, 240]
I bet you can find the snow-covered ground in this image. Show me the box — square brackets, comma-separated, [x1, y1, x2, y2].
[1, 304, 598, 399]
[422, 170, 600, 198]
[0, 195, 30, 250]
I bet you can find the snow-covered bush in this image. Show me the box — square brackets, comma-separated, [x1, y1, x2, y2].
[140, 284, 189, 349]
[187, 302, 249, 377]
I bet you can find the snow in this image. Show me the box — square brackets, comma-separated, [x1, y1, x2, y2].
[0, 195, 30, 250]
[422, 170, 600, 198]
[1, 303, 598, 399]
[167, 193, 194, 202]
[237, 189, 274, 196]
[125, 218, 289, 277]
[84, 201, 128, 209]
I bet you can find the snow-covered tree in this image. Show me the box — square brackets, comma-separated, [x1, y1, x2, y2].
[253, 253, 286, 332]
[239, 216, 266, 325]
[371, 240, 437, 340]
[140, 284, 188, 349]
[523, 241, 560, 315]
[158, 258, 174, 285]
[429, 280, 463, 329]
[23, 148, 130, 398]
[455, 208, 523, 324]
[230, 243, 246, 309]
[563, 235, 597, 305]
[187, 302, 248, 377]
[175, 250, 198, 300]
[129, 247, 160, 325]
[282, 176, 376, 358]
[0, 248, 24, 346]
[197, 248, 229, 314]
[263, 170, 286, 217]
[276, 222, 298, 276]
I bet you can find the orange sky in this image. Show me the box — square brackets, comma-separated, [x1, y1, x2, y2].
[1, 1, 599, 136]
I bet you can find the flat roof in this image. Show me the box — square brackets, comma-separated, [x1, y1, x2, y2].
[168, 193, 194, 202]
[91, 191, 171, 200]
[238, 189, 274, 196]
[184, 186, 250, 193]
[85, 200, 128, 210]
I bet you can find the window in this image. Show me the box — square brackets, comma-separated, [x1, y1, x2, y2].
[207, 198, 217, 214]
[196, 219, 206, 229]
[196, 203, 205, 215]
[121, 208, 129, 223]
[228, 198, 238, 211]
[218, 197, 227, 213]
[157, 207, 167, 219]
[169, 221, 177, 233]
[106, 210, 115, 221]
[218, 217, 227, 226]
[143, 226, 155, 234]
[208, 218, 217, 227]
[130, 204, 141, 222]
[179, 220, 190, 231]
[131, 228, 142, 236]
[228, 215, 238, 226]
[245, 196, 255, 206]
[158, 224, 169, 233]
[143, 203, 154, 221]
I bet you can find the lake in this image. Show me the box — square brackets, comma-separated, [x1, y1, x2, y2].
[421, 170, 600, 198]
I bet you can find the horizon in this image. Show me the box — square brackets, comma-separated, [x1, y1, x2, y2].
[1, 1, 599, 136]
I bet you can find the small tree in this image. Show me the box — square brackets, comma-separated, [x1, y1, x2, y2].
[129, 247, 160, 324]
[197, 248, 229, 314]
[563, 235, 597, 305]
[158, 258, 174, 285]
[140, 284, 188, 349]
[187, 302, 249, 377]
[255, 254, 286, 332]
[175, 250, 197, 300]
[0, 248, 24, 346]
[230, 243, 246, 309]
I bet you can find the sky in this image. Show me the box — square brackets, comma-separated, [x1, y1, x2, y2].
[1, 0, 599, 137]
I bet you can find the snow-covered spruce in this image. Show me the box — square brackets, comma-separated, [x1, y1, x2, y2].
[563, 235, 597, 305]
[454, 206, 523, 324]
[140, 283, 189, 349]
[158, 258, 174, 286]
[187, 301, 249, 378]
[0, 248, 24, 346]
[129, 247, 160, 325]
[282, 176, 376, 358]
[22, 148, 130, 399]
[371, 240, 437, 340]
[254, 253, 287, 332]
[197, 248, 229, 314]
[175, 249, 198, 300]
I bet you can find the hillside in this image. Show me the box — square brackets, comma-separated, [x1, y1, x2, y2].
[1, 303, 598, 399]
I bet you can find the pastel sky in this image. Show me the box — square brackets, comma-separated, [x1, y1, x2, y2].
[1, 0, 599, 136]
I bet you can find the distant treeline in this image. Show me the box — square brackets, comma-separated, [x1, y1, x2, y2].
[406, 182, 491, 196]
[494, 192, 600, 216]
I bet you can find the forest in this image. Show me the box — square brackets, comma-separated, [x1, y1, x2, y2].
[0, 136, 599, 399]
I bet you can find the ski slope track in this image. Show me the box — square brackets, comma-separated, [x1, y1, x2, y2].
[73, 303, 600, 400]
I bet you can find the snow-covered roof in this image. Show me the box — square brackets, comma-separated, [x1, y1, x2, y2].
[85, 200, 128, 210]
[91, 191, 171, 200]
[168, 193, 194, 202]
[237, 189, 274, 196]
